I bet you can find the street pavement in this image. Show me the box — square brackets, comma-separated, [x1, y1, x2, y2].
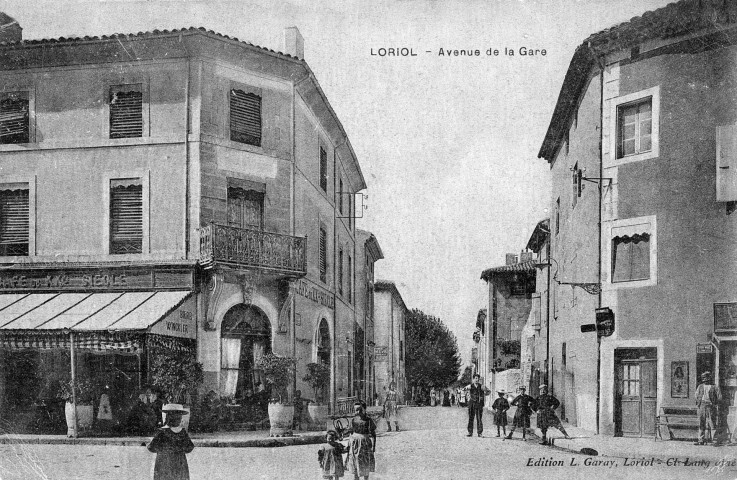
[1, 427, 736, 479]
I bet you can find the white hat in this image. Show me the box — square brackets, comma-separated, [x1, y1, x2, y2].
[162, 403, 187, 414]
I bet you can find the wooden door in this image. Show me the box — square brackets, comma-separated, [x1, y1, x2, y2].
[618, 359, 657, 436]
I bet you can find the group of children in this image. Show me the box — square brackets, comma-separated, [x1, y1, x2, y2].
[489, 385, 570, 444]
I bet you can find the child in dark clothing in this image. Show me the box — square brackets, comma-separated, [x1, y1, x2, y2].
[492, 391, 509, 437]
[318, 430, 345, 479]
[147, 404, 195, 480]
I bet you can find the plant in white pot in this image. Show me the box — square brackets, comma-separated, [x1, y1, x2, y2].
[149, 352, 204, 431]
[57, 376, 95, 437]
[256, 353, 296, 437]
[303, 362, 330, 427]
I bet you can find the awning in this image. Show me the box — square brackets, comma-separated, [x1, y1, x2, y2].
[0, 291, 194, 351]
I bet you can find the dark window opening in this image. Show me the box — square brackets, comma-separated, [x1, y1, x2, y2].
[110, 179, 143, 254]
[230, 89, 262, 147]
[0, 91, 29, 144]
[110, 85, 143, 139]
[0, 186, 29, 256]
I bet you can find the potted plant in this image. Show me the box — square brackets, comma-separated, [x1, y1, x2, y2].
[255, 353, 296, 437]
[57, 375, 96, 437]
[149, 351, 204, 430]
[303, 362, 330, 426]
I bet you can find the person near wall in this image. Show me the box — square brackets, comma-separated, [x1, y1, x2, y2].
[384, 382, 399, 432]
[346, 402, 377, 480]
[147, 403, 195, 480]
[694, 371, 721, 445]
[466, 374, 490, 437]
[505, 386, 536, 440]
[535, 385, 570, 445]
[318, 430, 346, 480]
[491, 390, 509, 438]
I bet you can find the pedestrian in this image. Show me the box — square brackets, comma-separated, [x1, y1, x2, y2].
[293, 389, 303, 431]
[146, 403, 195, 480]
[346, 402, 377, 480]
[430, 387, 437, 407]
[442, 389, 450, 407]
[450, 393, 456, 406]
[384, 382, 399, 432]
[506, 386, 536, 440]
[466, 374, 490, 437]
[491, 390, 509, 437]
[535, 385, 570, 445]
[694, 371, 721, 445]
[318, 430, 345, 479]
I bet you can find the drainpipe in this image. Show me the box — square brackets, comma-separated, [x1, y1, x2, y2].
[546, 239, 551, 389]
[596, 50, 605, 436]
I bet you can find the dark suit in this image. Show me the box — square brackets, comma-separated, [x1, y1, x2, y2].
[467, 384, 487, 435]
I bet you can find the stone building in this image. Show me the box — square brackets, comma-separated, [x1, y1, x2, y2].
[373, 280, 407, 403]
[355, 229, 383, 404]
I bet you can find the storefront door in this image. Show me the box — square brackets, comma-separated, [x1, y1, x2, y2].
[617, 358, 657, 436]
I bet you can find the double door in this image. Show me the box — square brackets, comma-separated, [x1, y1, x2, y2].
[617, 359, 657, 436]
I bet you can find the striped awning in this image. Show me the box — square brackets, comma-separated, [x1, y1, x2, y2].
[0, 291, 192, 351]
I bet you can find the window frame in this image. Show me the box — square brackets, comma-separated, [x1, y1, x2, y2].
[609, 86, 660, 166]
[0, 179, 35, 258]
[229, 85, 263, 147]
[319, 146, 328, 193]
[103, 172, 150, 256]
[103, 80, 150, 140]
[605, 215, 657, 289]
[108, 84, 145, 139]
[338, 246, 344, 296]
[0, 87, 35, 146]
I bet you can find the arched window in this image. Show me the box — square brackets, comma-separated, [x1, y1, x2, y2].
[220, 305, 271, 401]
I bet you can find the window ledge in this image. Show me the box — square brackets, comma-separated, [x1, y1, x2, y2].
[0, 135, 184, 152]
[609, 149, 659, 167]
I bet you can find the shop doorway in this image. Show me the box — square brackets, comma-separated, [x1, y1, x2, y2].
[614, 348, 657, 437]
[316, 318, 331, 403]
[220, 304, 271, 410]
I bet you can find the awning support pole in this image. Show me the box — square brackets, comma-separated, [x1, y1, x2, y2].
[70, 332, 78, 439]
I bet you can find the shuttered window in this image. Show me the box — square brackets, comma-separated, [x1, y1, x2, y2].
[320, 147, 328, 192]
[109, 85, 143, 139]
[338, 248, 344, 295]
[0, 185, 29, 256]
[230, 89, 262, 147]
[347, 254, 352, 303]
[319, 226, 327, 283]
[339, 179, 343, 214]
[110, 179, 143, 254]
[0, 92, 29, 144]
[227, 187, 263, 230]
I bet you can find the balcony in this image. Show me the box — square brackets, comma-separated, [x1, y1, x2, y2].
[199, 223, 307, 276]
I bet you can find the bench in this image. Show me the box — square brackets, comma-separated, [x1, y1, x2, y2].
[655, 406, 698, 441]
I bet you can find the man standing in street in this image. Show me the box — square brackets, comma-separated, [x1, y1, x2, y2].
[695, 371, 721, 445]
[466, 373, 489, 437]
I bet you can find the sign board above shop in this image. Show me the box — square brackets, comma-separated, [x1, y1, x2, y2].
[148, 294, 197, 340]
[0, 268, 194, 293]
[715, 303, 737, 332]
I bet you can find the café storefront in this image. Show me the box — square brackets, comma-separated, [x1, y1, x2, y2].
[0, 266, 197, 435]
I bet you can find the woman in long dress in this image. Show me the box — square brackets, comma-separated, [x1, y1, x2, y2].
[383, 382, 399, 431]
[147, 404, 195, 480]
[347, 402, 377, 480]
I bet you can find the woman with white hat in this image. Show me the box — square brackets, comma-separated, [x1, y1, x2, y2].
[147, 403, 195, 480]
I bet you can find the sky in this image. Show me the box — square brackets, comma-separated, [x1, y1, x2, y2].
[2, 0, 676, 365]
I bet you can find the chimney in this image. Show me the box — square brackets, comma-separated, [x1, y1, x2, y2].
[0, 13, 21, 43]
[519, 251, 534, 263]
[505, 253, 518, 266]
[283, 26, 304, 59]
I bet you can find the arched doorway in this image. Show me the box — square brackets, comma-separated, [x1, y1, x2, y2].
[220, 304, 272, 403]
[316, 318, 331, 402]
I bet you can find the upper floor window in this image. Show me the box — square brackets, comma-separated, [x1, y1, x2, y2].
[230, 89, 262, 147]
[109, 85, 143, 139]
[110, 178, 143, 254]
[319, 147, 328, 192]
[555, 197, 560, 235]
[612, 233, 650, 282]
[0, 91, 29, 144]
[227, 187, 263, 230]
[319, 225, 328, 283]
[339, 179, 344, 215]
[338, 247, 344, 296]
[0, 184, 29, 256]
[347, 254, 352, 303]
[617, 98, 652, 158]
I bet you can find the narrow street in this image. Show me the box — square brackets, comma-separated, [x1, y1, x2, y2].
[0, 427, 733, 480]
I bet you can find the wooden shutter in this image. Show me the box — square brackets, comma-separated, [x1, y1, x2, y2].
[0, 93, 29, 144]
[717, 124, 737, 201]
[320, 147, 328, 191]
[230, 89, 262, 147]
[110, 87, 143, 139]
[339, 248, 343, 295]
[0, 186, 29, 255]
[348, 255, 352, 302]
[110, 180, 143, 254]
[319, 226, 327, 282]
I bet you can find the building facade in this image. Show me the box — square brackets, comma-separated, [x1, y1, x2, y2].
[373, 280, 407, 404]
[356, 229, 383, 405]
[0, 19, 367, 431]
[538, 0, 737, 435]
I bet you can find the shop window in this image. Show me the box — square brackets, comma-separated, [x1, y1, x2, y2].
[227, 187, 263, 230]
[0, 184, 29, 256]
[612, 233, 651, 282]
[110, 178, 143, 254]
[230, 88, 262, 147]
[320, 146, 328, 192]
[0, 91, 29, 144]
[109, 84, 143, 139]
[319, 225, 327, 283]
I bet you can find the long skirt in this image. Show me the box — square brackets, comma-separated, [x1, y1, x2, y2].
[536, 408, 562, 430]
[347, 433, 375, 477]
[493, 410, 507, 426]
[512, 409, 531, 428]
[385, 402, 397, 422]
[152, 452, 190, 480]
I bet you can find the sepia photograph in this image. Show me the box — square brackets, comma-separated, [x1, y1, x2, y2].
[0, 0, 735, 478]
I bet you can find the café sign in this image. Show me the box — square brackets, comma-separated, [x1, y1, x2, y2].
[149, 295, 197, 340]
[0, 269, 194, 292]
[292, 280, 334, 309]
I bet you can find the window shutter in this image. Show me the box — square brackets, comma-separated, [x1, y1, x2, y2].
[319, 227, 327, 283]
[230, 89, 262, 147]
[110, 180, 143, 254]
[110, 88, 143, 139]
[0, 187, 29, 255]
[717, 124, 737, 201]
[348, 255, 352, 302]
[320, 147, 328, 192]
[339, 249, 344, 295]
[0, 93, 29, 144]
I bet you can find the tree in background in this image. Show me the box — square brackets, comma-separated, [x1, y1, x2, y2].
[456, 365, 473, 387]
[405, 308, 462, 395]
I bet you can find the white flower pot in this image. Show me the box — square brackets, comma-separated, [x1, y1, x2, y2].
[268, 402, 294, 437]
[64, 403, 94, 437]
[307, 403, 329, 425]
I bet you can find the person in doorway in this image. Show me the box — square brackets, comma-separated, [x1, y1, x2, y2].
[318, 430, 345, 479]
[535, 385, 570, 445]
[384, 382, 399, 431]
[147, 404, 195, 480]
[346, 402, 377, 480]
[491, 390, 509, 437]
[506, 386, 536, 440]
[466, 374, 490, 437]
[695, 371, 721, 445]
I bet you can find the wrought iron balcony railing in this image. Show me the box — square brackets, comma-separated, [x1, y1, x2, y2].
[199, 223, 307, 276]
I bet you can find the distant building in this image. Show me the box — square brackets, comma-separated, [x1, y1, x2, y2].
[373, 280, 408, 403]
